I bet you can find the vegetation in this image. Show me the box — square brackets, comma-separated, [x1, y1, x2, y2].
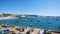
[2, 14, 11, 17]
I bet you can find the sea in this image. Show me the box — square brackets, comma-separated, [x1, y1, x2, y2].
[0, 17, 60, 31]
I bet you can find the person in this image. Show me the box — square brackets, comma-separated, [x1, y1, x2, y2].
[43, 30, 47, 34]
[30, 28, 34, 34]
[39, 29, 46, 34]
[40, 30, 44, 34]
[2, 29, 10, 34]
[26, 31, 30, 34]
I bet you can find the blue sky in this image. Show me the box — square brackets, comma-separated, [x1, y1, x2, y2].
[0, 0, 60, 16]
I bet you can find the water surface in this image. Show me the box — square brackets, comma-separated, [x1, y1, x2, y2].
[0, 17, 60, 31]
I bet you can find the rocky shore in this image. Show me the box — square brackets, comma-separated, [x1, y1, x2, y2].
[0, 24, 60, 34]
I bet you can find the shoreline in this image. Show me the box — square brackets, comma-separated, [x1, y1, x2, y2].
[0, 17, 18, 20]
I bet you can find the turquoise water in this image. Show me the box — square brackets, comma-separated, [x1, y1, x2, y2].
[0, 17, 60, 31]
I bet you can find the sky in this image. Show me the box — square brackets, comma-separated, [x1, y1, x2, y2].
[0, 0, 60, 16]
